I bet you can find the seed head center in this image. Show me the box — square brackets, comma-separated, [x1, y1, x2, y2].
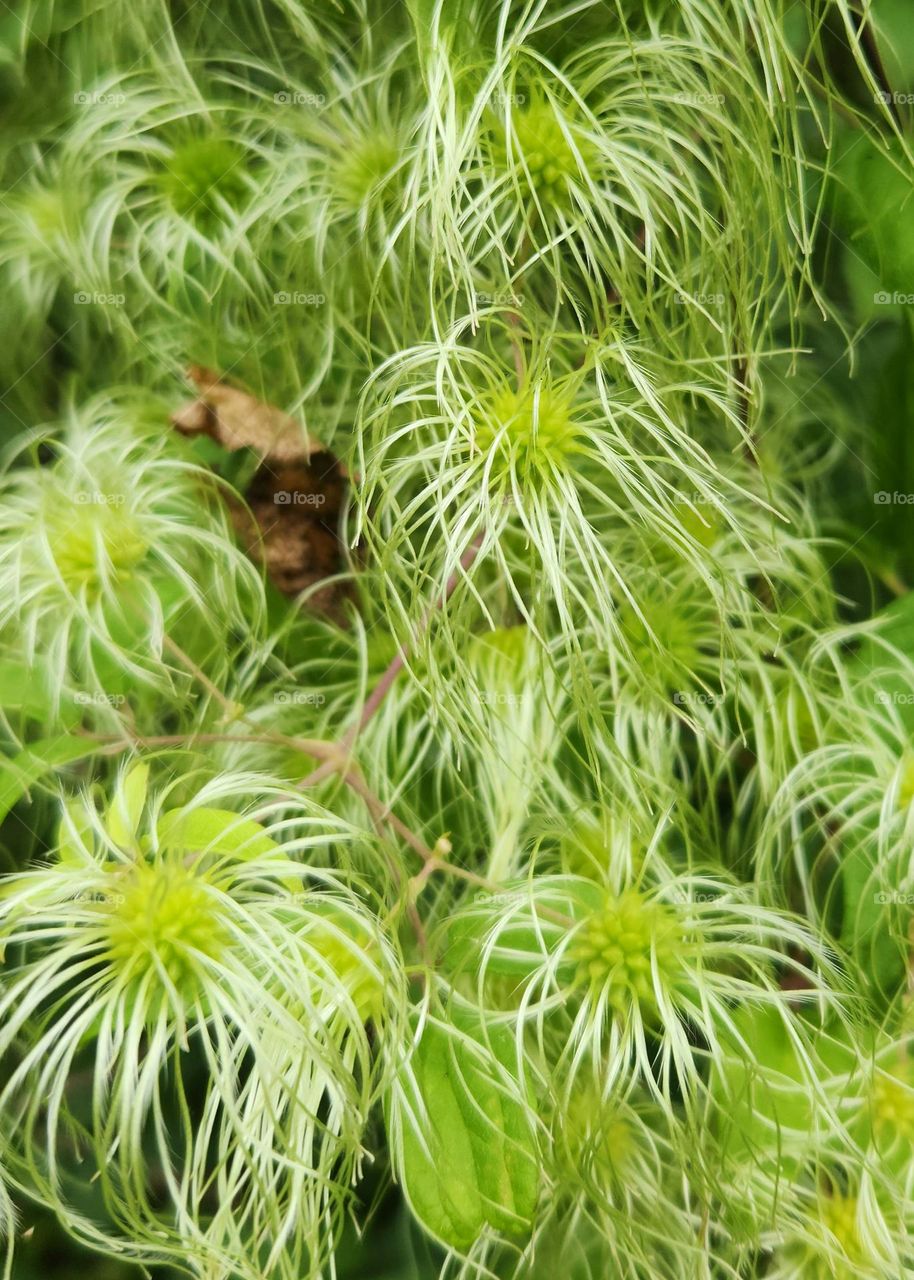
[571, 889, 683, 1014]
[105, 860, 227, 990]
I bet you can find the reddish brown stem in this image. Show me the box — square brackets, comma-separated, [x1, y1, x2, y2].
[299, 532, 485, 790]
[344, 531, 484, 745]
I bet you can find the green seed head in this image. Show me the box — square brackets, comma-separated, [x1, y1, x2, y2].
[330, 132, 400, 211]
[306, 909, 385, 1024]
[491, 94, 598, 206]
[474, 385, 579, 473]
[620, 596, 703, 691]
[571, 889, 684, 1017]
[872, 1067, 914, 1143]
[806, 1194, 865, 1279]
[561, 1087, 637, 1186]
[161, 137, 249, 222]
[45, 494, 148, 596]
[104, 859, 228, 994]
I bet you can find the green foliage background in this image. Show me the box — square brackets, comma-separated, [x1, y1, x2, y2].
[5, 1, 914, 1277]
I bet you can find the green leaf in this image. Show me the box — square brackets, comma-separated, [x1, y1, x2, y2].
[712, 1007, 857, 1179]
[104, 761, 150, 849]
[839, 830, 908, 1005]
[0, 736, 100, 827]
[156, 806, 278, 860]
[833, 136, 914, 296]
[854, 589, 914, 733]
[857, 590, 914, 662]
[55, 796, 99, 868]
[873, 0, 914, 94]
[0, 658, 66, 722]
[390, 1012, 538, 1252]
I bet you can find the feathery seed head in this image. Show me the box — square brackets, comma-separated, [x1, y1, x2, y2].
[160, 136, 250, 223]
[103, 857, 229, 994]
[474, 385, 580, 473]
[44, 491, 149, 596]
[331, 131, 401, 211]
[446, 852, 839, 1113]
[0, 765, 404, 1278]
[55, 76, 276, 313]
[357, 324, 780, 699]
[0, 397, 263, 700]
[571, 888, 684, 1017]
[488, 92, 598, 208]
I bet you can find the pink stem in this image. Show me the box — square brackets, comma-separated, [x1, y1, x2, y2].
[345, 531, 485, 744]
[299, 531, 484, 790]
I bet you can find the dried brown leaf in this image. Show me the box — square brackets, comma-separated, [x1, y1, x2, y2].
[171, 365, 326, 462]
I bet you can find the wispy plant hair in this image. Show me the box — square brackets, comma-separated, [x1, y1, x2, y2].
[414, 11, 810, 354]
[356, 315, 784, 679]
[0, 393, 264, 707]
[440, 831, 842, 1116]
[0, 762, 404, 1278]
